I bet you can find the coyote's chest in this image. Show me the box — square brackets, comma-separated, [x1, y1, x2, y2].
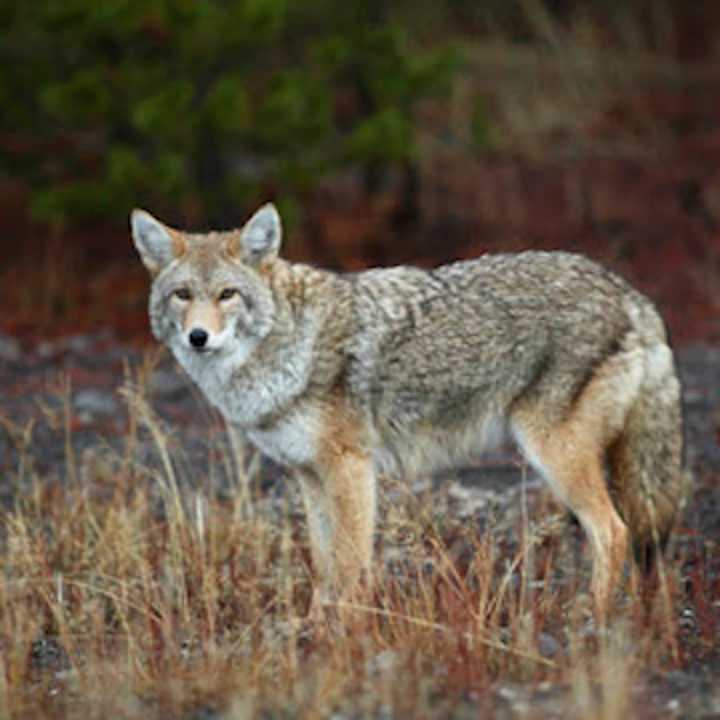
[173, 341, 321, 467]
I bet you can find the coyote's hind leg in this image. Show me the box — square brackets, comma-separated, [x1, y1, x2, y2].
[513, 413, 629, 621]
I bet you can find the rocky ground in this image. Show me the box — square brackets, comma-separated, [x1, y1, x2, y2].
[0, 331, 719, 717]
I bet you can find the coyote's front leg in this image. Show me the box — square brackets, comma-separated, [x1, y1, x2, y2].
[299, 449, 376, 617]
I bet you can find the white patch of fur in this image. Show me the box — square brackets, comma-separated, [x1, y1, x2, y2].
[378, 296, 407, 322]
[241, 203, 281, 260]
[170, 305, 323, 467]
[131, 209, 175, 271]
[171, 333, 257, 412]
[598, 347, 646, 434]
[625, 301, 641, 325]
[477, 415, 509, 451]
[373, 412, 509, 477]
[509, 423, 572, 507]
[248, 405, 322, 467]
[644, 343, 673, 384]
[174, 327, 321, 468]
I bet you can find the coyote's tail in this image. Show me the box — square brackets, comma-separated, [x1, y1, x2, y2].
[608, 341, 690, 572]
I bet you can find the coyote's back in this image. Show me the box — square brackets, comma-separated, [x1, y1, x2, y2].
[131, 203, 688, 618]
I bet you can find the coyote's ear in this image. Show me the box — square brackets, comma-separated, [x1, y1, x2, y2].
[233, 203, 282, 264]
[131, 209, 186, 275]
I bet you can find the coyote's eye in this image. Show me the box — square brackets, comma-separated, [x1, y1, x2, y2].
[173, 288, 191, 301]
[218, 288, 239, 302]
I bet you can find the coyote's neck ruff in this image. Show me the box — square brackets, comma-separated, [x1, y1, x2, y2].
[132, 203, 687, 618]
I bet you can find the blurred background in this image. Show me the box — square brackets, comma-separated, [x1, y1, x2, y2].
[1, 0, 719, 344]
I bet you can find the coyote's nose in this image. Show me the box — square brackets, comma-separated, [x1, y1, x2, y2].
[189, 328, 209, 349]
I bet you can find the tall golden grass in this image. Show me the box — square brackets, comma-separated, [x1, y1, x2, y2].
[0, 354, 704, 720]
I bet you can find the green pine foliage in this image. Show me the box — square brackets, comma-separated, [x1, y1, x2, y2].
[1, 0, 460, 225]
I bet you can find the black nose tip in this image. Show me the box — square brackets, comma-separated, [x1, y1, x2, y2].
[189, 328, 209, 348]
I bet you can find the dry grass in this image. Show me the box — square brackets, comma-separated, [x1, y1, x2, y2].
[0, 358, 713, 720]
[419, 0, 708, 164]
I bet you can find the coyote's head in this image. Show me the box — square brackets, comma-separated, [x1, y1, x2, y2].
[131, 204, 281, 365]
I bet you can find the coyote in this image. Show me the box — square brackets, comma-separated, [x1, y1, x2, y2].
[131, 203, 687, 617]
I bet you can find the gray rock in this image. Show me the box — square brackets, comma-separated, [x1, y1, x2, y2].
[0, 334, 21, 363]
[74, 388, 119, 417]
[538, 631, 561, 658]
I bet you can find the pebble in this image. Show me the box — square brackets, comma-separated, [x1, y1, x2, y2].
[0, 334, 21, 363]
[538, 631, 561, 658]
[74, 388, 119, 417]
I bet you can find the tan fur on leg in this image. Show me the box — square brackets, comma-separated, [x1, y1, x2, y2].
[513, 409, 629, 621]
[301, 405, 376, 616]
